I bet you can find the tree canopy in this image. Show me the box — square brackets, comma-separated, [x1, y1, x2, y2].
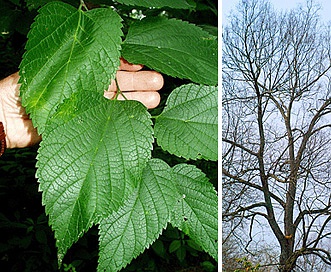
[223, 0, 331, 271]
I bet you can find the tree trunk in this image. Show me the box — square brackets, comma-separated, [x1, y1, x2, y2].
[279, 246, 302, 272]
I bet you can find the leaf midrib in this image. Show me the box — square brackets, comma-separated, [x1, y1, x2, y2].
[27, 9, 83, 112]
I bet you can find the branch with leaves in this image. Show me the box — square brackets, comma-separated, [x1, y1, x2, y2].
[17, 1, 218, 271]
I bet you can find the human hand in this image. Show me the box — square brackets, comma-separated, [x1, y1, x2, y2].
[104, 58, 163, 109]
[0, 59, 163, 148]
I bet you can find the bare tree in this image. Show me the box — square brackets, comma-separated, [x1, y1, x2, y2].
[222, 0, 331, 271]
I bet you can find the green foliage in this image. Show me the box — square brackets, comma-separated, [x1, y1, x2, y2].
[98, 160, 218, 271]
[0, 146, 217, 271]
[170, 164, 218, 260]
[98, 159, 174, 271]
[114, 0, 195, 9]
[37, 92, 154, 260]
[122, 17, 218, 85]
[19, 2, 122, 133]
[5, 0, 219, 271]
[234, 257, 261, 272]
[154, 84, 218, 160]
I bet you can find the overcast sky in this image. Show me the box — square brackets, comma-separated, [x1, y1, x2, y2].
[222, 0, 331, 25]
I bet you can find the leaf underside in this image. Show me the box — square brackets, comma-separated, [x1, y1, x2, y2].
[155, 84, 218, 161]
[122, 17, 218, 86]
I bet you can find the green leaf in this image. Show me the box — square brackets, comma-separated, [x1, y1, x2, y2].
[169, 240, 181, 253]
[98, 159, 175, 272]
[201, 261, 216, 272]
[19, 2, 122, 133]
[170, 164, 218, 261]
[37, 92, 153, 261]
[151, 239, 166, 258]
[25, 0, 79, 10]
[176, 245, 186, 263]
[114, 0, 195, 9]
[122, 17, 218, 85]
[154, 84, 218, 161]
[186, 239, 202, 251]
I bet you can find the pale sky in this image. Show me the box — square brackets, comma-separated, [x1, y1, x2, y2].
[222, 0, 331, 25]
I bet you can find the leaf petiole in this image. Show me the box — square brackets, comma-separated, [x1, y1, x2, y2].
[80, 0, 88, 11]
[114, 78, 128, 101]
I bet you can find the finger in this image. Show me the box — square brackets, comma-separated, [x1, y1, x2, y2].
[119, 58, 143, 71]
[107, 71, 164, 92]
[103, 91, 161, 109]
